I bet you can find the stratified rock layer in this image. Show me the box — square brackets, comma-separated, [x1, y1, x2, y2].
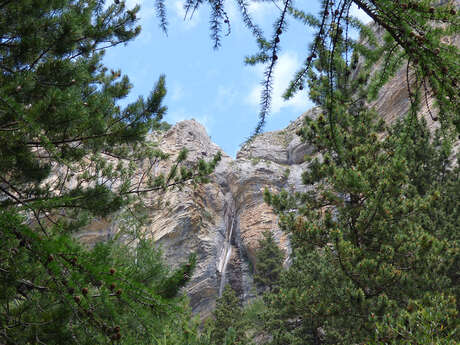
[78, 9, 459, 317]
[78, 81, 456, 319]
[147, 112, 318, 318]
[75, 108, 320, 319]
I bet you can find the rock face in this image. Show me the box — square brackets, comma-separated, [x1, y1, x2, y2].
[78, 69, 456, 319]
[77, 10, 459, 319]
[144, 112, 318, 318]
[75, 109, 320, 319]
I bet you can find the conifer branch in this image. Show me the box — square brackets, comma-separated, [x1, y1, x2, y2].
[235, 0, 263, 40]
[155, 0, 169, 33]
[253, 0, 291, 136]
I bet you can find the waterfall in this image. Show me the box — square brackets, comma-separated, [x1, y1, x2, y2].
[218, 202, 236, 297]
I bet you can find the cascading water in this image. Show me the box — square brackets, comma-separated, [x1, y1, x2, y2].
[217, 200, 236, 297]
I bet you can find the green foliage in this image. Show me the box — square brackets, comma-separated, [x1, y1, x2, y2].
[261, 9, 460, 343]
[0, 1, 221, 344]
[371, 293, 459, 345]
[254, 231, 284, 291]
[158, 253, 196, 299]
[282, 168, 290, 179]
[2, 0, 458, 344]
[0, 209, 198, 344]
[264, 111, 459, 345]
[206, 285, 251, 345]
[250, 156, 261, 165]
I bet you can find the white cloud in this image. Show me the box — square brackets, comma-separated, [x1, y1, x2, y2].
[247, 1, 278, 23]
[172, 0, 201, 29]
[246, 51, 312, 114]
[349, 3, 372, 24]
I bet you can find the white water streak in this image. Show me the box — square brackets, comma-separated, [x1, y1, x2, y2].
[218, 210, 235, 296]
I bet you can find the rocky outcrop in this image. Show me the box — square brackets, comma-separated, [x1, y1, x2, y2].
[75, 108, 320, 319]
[77, 66, 457, 318]
[148, 112, 318, 318]
[77, 7, 459, 318]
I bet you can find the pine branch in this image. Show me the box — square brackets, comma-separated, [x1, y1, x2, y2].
[155, 0, 169, 33]
[253, 0, 291, 137]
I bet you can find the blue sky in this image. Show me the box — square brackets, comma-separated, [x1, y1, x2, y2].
[103, 0, 370, 157]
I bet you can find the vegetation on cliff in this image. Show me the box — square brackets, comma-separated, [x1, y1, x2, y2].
[258, 1, 460, 343]
[1, 0, 459, 344]
[0, 1, 219, 344]
[253, 230, 285, 292]
[194, 0, 459, 343]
